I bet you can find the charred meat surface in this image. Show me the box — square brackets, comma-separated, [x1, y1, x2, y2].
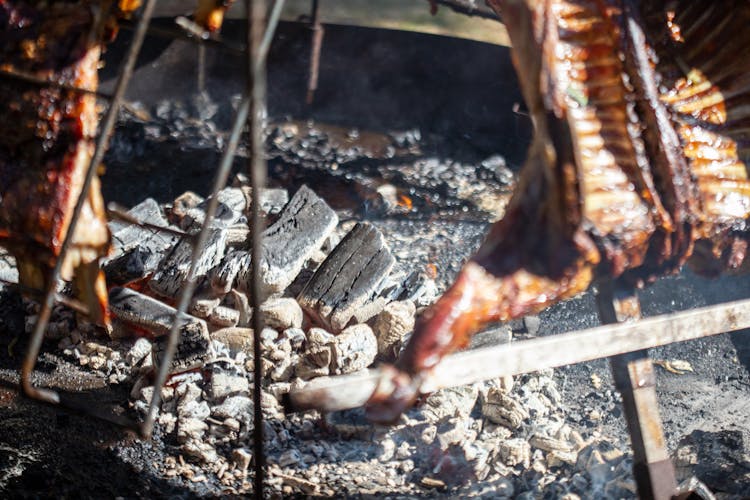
[367, 0, 750, 422]
[0, 0, 125, 325]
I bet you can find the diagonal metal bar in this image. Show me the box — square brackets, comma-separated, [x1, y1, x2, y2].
[305, 0, 324, 105]
[0, 68, 113, 99]
[118, 17, 246, 55]
[106, 202, 191, 239]
[140, 0, 284, 441]
[286, 294, 750, 413]
[21, 0, 158, 406]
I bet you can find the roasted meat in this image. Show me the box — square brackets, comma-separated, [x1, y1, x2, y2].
[367, 0, 750, 422]
[195, 0, 236, 33]
[0, 1, 226, 329]
[0, 0, 119, 326]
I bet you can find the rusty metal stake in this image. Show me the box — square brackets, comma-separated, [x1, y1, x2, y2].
[306, 0, 324, 105]
[596, 281, 678, 500]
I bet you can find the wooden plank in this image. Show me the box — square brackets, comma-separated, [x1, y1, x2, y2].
[286, 296, 750, 413]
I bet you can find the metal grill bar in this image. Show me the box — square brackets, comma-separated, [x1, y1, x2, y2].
[118, 17, 246, 54]
[247, 0, 271, 496]
[596, 283, 679, 500]
[140, 0, 284, 444]
[21, 0, 158, 407]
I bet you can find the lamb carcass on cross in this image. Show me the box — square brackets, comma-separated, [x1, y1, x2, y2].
[367, 0, 750, 422]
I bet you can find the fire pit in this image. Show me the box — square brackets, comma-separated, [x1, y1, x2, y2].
[1, 5, 749, 499]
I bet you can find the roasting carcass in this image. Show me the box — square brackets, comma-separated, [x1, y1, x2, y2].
[0, 1, 129, 326]
[0, 1, 228, 329]
[367, 0, 750, 422]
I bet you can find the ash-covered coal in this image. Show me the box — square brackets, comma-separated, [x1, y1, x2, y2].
[0, 180, 640, 497]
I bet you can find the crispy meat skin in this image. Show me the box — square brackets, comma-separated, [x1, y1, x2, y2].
[643, 0, 750, 275]
[367, 0, 750, 422]
[0, 1, 113, 324]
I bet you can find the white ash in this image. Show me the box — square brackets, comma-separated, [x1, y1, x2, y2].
[260, 297, 303, 331]
[15, 185, 642, 498]
[371, 300, 416, 360]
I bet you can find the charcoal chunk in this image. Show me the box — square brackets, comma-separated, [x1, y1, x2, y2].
[149, 226, 228, 298]
[104, 198, 179, 283]
[239, 185, 338, 294]
[298, 223, 395, 332]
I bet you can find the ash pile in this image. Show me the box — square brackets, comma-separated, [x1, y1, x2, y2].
[2, 180, 646, 498]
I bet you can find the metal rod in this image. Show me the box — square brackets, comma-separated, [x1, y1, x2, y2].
[140, 0, 285, 441]
[119, 17, 246, 55]
[0, 68, 113, 99]
[305, 0, 324, 105]
[286, 294, 750, 413]
[247, 0, 269, 497]
[107, 202, 190, 239]
[197, 44, 207, 93]
[596, 282, 678, 500]
[21, 0, 158, 406]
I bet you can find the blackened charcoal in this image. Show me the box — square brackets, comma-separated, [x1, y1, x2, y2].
[181, 187, 247, 231]
[251, 185, 338, 294]
[298, 223, 395, 332]
[149, 227, 228, 299]
[104, 198, 179, 284]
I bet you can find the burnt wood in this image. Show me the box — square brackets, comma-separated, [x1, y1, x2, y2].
[149, 226, 228, 298]
[250, 185, 338, 295]
[298, 222, 395, 333]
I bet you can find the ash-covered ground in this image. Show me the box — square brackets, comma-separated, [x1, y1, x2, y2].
[1, 20, 749, 499]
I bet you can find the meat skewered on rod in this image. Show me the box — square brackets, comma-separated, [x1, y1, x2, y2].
[367, 0, 750, 422]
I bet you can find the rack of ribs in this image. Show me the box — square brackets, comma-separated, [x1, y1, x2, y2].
[367, 0, 750, 422]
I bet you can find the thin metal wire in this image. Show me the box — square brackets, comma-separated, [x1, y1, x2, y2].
[141, 0, 284, 441]
[21, 0, 158, 406]
[118, 17, 246, 55]
[0, 68, 113, 99]
[107, 202, 191, 239]
[305, 0, 323, 105]
[247, 0, 270, 496]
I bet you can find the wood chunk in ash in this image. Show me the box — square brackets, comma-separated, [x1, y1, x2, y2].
[149, 226, 228, 298]
[180, 187, 247, 231]
[239, 186, 290, 216]
[108, 287, 210, 371]
[209, 249, 252, 294]
[232, 173, 289, 215]
[246, 185, 338, 295]
[104, 198, 179, 284]
[298, 222, 395, 333]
